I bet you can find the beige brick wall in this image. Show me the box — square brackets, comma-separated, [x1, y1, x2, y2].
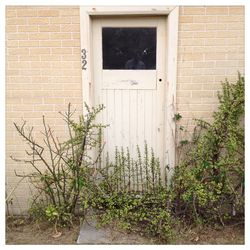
[6, 6, 83, 214]
[177, 6, 244, 131]
[5, 6, 245, 213]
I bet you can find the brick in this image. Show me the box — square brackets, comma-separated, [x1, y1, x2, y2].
[31, 77, 49, 83]
[31, 62, 51, 68]
[177, 91, 191, 97]
[19, 70, 40, 76]
[228, 23, 244, 30]
[182, 53, 204, 61]
[7, 18, 27, 25]
[193, 15, 217, 23]
[19, 41, 39, 47]
[206, 7, 228, 15]
[7, 33, 29, 40]
[8, 77, 31, 83]
[229, 6, 244, 15]
[179, 16, 193, 23]
[23, 98, 43, 104]
[50, 33, 71, 39]
[226, 38, 244, 46]
[11, 84, 42, 90]
[71, 16, 80, 24]
[29, 33, 50, 40]
[6, 25, 17, 33]
[204, 38, 225, 46]
[6, 41, 19, 48]
[16, 9, 37, 17]
[8, 48, 29, 55]
[60, 9, 79, 16]
[18, 26, 38, 32]
[62, 40, 80, 47]
[61, 54, 80, 61]
[7, 55, 18, 61]
[13, 104, 33, 111]
[226, 53, 244, 60]
[51, 61, 73, 69]
[183, 7, 205, 15]
[215, 60, 238, 67]
[38, 10, 59, 17]
[28, 17, 49, 25]
[180, 23, 205, 31]
[50, 76, 81, 83]
[217, 15, 244, 23]
[40, 55, 61, 61]
[30, 48, 50, 55]
[6, 10, 16, 18]
[193, 61, 215, 68]
[179, 39, 204, 46]
[44, 98, 64, 104]
[193, 31, 216, 38]
[206, 23, 227, 30]
[216, 30, 243, 38]
[178, 61, 193, 68]
[181, 84, 202, 90]
[192, 76, 214, 83]
[39, 41, 61, 47]
[72, 33, 80, 39]
[51, 48, 72, 54]
[39, 25, 60, 32]
[192, 91, 213, 98]
[50, 17, 72, 24]
[60, 24, 80, 32]
[19, 55, 40, 61]
[32, 91, 54, 98]
[6, 70, 19, 76]
[203, 84, 222, 90]
[205, 53, 226, 60]
[8, 62, 30, 69]
[203, 68, 225, 75]
[189, 104, 212, 111]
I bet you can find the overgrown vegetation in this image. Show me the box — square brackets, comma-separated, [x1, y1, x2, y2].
[170, 74, 244, 225]
[11, 74, 244, 243]
[12, 103, 106, 226]
[89, 144, 176, 242]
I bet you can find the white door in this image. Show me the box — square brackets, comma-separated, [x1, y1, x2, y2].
[92, 16, 166, 171]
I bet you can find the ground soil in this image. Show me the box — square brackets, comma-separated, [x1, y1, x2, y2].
[6, 216, 244, 245]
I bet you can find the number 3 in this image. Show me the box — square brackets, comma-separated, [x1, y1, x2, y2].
[81, 49, 87, 70]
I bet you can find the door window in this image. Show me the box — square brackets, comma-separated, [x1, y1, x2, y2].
[102, 27, 157, 70]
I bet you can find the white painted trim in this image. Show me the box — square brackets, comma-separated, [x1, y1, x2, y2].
[165, 6, 179, 184]
[81, 6, 175, 16]
[80, 6, 179, 181]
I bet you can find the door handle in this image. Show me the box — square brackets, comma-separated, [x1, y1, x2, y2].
[130, 80, 138, 85]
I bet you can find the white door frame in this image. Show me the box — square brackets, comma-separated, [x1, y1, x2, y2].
[80, 6, 179, 183]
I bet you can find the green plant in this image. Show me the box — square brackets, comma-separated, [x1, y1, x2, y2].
[170, 74, 244, 225]
[11, 103, 106, 226]
[88, 144, 176, 243]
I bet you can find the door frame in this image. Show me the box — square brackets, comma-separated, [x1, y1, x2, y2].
[80, 6, 179, 183]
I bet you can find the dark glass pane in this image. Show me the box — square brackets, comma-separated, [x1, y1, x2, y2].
[102, 27, 156, 70]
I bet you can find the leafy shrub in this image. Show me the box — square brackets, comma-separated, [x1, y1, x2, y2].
[170, 74, 244, 225]
[12, 103, 106, 226]
[89, 145, 176, 243]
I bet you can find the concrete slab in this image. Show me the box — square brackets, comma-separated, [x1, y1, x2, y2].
[77, 219, 110, 244]
[77, 217, 153, 244]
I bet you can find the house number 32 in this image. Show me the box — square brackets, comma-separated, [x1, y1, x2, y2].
[81, 49, 87, 70]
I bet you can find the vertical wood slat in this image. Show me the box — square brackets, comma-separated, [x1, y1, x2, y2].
[122, 90, 130, 149]
[137, 90, 145, 152]
[129, 90, 137, 159]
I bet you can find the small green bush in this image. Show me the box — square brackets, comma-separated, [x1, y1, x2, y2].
[89, 145, 176, 243]
[12, 103, 106, 226]
[170, 74, 244, 225]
